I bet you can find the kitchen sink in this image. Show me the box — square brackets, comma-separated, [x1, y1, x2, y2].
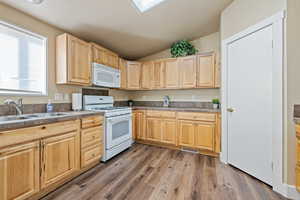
[0, 112, 69, 123]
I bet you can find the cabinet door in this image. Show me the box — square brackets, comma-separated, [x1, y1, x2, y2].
[152, 61, 165, 89]
[127, 61, 141, 90]
[161, 120, 177, 145]
[132, 112, 137, 140]
[141, 62, 153, 89]
[146, 118, 162, 142]
[179, 56, 197, 88]
[164, 59, 180, 89]
[91, 44, 107, 65]
[214, 58, 221, 88]
[119, 58, 128, 89]
[67, 35, 91, 85]
[194, 122, 215, 151]
[0, 142, 40, 200]
[106, 52, 119, 69]
[197, 53, 215, 88]
[178, 120, 195, 147]
[136, 111, 146, 140]
[41, 131, 80, 189]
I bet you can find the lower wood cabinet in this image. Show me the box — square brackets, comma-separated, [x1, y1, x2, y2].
[0, 116, 103, 200]
[134, 110, 220, 155]
[0, 141, 40, 200]
[133, 110, 146, 140]
[296, 124, 300, 192]
[146, 118, 162, 142]
[41, 131, 80, 189]
[161, 119, 177, 145]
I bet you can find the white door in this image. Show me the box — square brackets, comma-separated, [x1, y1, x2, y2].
[227, 25, 273, 185]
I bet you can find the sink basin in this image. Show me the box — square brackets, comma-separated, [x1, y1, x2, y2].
[0, 116, 31, 122]
[0, 112, 69, 123]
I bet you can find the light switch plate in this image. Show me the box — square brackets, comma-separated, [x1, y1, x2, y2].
[54, 93, 64, 101]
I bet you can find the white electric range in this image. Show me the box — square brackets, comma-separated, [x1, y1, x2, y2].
[83, 95, 132, 162]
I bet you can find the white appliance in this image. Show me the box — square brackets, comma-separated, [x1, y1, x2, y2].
[92, 63, 120, 88]
[72, 93, 82, 111]
[83, 95, 132, 162]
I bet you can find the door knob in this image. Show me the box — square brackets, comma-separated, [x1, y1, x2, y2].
[227, 108, 235, 112]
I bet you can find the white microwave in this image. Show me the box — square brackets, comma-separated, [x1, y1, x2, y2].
[92, 63, 120, 88]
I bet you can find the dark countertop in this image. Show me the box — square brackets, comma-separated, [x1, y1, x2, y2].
[0, 111, 105, 132]
[130, 106, 221, 113]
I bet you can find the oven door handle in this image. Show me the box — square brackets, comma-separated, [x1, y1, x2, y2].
[107, 115, 131, 123]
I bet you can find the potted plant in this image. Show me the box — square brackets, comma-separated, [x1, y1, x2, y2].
[170, 40, 198, 57]
[212, 99, 220, 109]
[128, 100, 133, 107]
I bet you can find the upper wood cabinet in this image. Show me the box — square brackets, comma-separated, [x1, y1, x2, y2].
[164, 58, 180, 89]
[41, 131, 80, 189]
[56, 33, 91, 86]
[141, 61, 154, 89]
[152, 61, 165, 89]
[90, 43, 119, 69]
[179, 55, 197, 88]
[119, 58, 128, 89]
[127, 61, 142, 90]
[0, 142, 40, 200]
[197, 53, 215, 88]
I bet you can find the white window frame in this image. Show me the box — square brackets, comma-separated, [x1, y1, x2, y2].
[0, 20, 48, 96]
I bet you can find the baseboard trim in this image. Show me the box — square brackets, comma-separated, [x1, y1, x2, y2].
[285, 184, 300, 200]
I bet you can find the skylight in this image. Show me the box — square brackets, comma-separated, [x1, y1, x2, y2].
[132, 0, 167, 13]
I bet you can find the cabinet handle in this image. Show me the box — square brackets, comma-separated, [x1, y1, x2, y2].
[41, 126, 46, 130]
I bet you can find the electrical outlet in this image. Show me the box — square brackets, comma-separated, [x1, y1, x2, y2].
[54, 93, 64, 101]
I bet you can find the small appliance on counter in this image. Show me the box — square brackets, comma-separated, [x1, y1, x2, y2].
[83, 95, 132, 162]
[72, 93, 82, 111]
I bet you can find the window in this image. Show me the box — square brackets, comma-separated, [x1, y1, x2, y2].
[132, 0, 167, 13]
[0, 21, 47, 95]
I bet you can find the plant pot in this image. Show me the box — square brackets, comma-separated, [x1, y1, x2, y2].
[213, 104, 218, 109]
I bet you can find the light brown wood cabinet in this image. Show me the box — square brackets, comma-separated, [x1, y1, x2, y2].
[152, 60, 165, 89]
[80, 116, 103, 168]
[165, 58, 180, 89]
[133, 110, 146, 140]
[179, 55, 197, 88]
[197, 53, 215, 88]
[90, 43, 119, 69]
[127, 61, 142, 90]
[56, 33, 91, 86]
[119, 58, 128, 89]
[141, 61, 153, 89]
[133, 110, 220, 155]
[41, 131, 80, 189]
[161, 119, 177, 145]
[0, 141, 40, 200]
[296, 124, 300, 192]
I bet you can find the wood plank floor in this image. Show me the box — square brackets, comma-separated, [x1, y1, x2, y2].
[42, 144, 287, 200]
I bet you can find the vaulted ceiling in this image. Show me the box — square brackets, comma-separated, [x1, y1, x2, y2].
[0, 0, 232, 60]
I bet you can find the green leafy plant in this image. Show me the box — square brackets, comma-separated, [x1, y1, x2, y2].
[170, 40, 198, 57]
[212, 99, 220, 105]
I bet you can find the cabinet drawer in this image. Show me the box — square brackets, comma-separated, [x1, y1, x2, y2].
[82, 116, 103, 129]
[81, 126, 103, 149]
[81, 144, 102, 168]
[146, 110, 176, 118]
[177, 112, 216, 122]
[0, 120, 79, 149]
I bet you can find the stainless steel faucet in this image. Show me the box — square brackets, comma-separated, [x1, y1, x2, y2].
[4, 98, 23, 115]
[163, 96, 170, 107]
